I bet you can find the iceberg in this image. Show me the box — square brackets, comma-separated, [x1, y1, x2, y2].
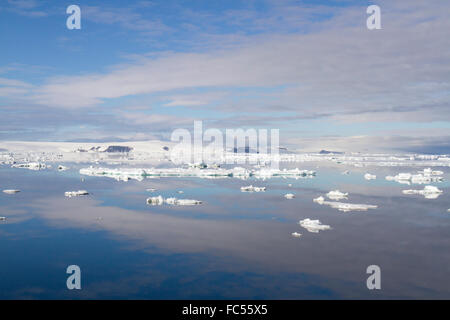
[326, 190, 348, 200]
[3, 189, 20, 194]
[402, 185, 443, 199]
[241, 185, 266, 192]
[284, 193, 295, 199]
[364, 173, 376, 180]
[299, 218, 331, 233]
[291, 232, 302, 238]
[65, 190, 89, 197]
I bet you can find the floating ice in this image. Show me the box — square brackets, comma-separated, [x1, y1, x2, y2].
[11, 162, 46, 170]
[314, 196, 377, 212]
[291, 232, 302, 238]
[147, 196, 202, 206]
[326, 190, 348, 200]
[0, 217, 6, 221]
[364, 173, 376, 180]
[299, 218, 331, 233]
[65, 190, 89, 197]
[146, 188, 157, 192]
[284, 193, 295, 199]
[58, 165, 68, 171]
[386, 169, 443, 185]
[241, 185, 266, 192]
[3, 189, 20, 194]
[402, 185, 443, 199]
[342, 170, 350, 175]
[177, 190, 184, 194]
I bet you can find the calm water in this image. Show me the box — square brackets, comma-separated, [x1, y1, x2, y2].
[0, 163, 449, 299]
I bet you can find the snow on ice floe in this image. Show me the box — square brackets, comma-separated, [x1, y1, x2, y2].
[3, 189, 20, 194]
[385, 168, 444, 185]
[79, 166, 316, 182]
[65, 190, 89, 197]
[146, 195, 202, 206]
[241, 185, 266, 192]
[402, 185, 443, 199]
[364, 173, 376, 180]
[291, 232, 302, 238]
[326, 190, 348, 201]
[284, 193, 295, 199]
[313, 196, 377, 212]
[11, 162, 47, 170]
[299, 219, 331, 233]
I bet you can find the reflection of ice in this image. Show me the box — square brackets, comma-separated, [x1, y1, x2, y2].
[147, 195, 202, 206]
[314, 196, 377, 212]
[299, 218, 331, 233]
[402, 185, 443, 199]
[326, 190, 348, 200]
[65, 190, 89, 197]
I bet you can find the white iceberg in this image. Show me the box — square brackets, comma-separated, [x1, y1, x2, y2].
[291, 232, 302, 238]
[284, 193, 295, 199]
[364, 173, 376, 180]
[3, 189, 20, 194]
[402, 185, 443, 199]
[299, 218, 331, 233]
[65, 190, 89, 197]
[241, 185, 266, 192]
[326, 190, 348, 200]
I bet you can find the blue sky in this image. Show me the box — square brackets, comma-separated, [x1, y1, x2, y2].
[0, 0, 449, 152]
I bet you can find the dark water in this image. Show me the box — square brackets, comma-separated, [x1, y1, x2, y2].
[0, 164, 449, 299]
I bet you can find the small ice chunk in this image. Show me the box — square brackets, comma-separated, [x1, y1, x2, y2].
[291, 232, 302, 238]
[146, 188, 157, 192]
[173, 199, 202, 205]
[58, 165, 68, 171]
[402, 185, 443, 199]
[147, 195, 164, 205]
[177, 190, 184, 194]
[3, 189, 20, 194]
[364, 173, 376, 180]
[284, 193, 295, 199]
[313, 196, 325, 204]
[240, 185, 266, 192]
[299, 219, 331, 233]
[0, 216, 6, 221]
[342, 170, 350, 175]
[326, 190, 348, 200]
[65, 190, 89, 197]
[314, 196, 377, 212]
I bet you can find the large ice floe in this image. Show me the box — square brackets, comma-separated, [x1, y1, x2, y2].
[146, 196, 202, 206]
[385, 168, 444, 185]
[241, 185, 266, 192]
[79, 166, 316, 181]
[65, 190, 89, 197]
[326, 190, 348, 200]
[402, 185, 443, 199]
[3, 189, 20, 194]
[313, 196, 377, 212]
[299, 219, 331, 233]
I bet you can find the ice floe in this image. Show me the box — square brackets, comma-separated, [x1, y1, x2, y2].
[402, 185, 443, 199]
[65, 190, 89, 197]
[284, 193, 295, 199]
[299, 219, 331, 233]
[386, 168, 444, 185]
[11, 162, 47, 170]
[146, 195, 202, 206]
[291, 232, 302, 238]
[364, 173, 376, 180]
[3, 189, 20, 194]
[326, 190, 348, 200]
[241, 185, 266, 192]
[314, 196, 377, 212]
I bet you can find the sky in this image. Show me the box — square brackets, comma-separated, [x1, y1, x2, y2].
[0, 0, 449, 152]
